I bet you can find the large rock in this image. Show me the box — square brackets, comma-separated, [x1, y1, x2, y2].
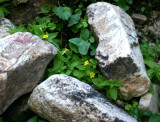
[87, 2, 150, 100]
[0, 18, 15, 38]
[0, 32, 57, 115]
[139, 84, 159, 113]
[28, 74, 137, 122]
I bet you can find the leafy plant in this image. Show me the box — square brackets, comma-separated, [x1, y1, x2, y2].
[69, 28, 96, 55]
[0, 0, 10, 17]
[0, 117, 3, 122]
[140, 40, 160, 83]
[27, 116, 46, 122]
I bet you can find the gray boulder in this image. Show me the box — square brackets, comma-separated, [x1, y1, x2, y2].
[0, 18, 15, 38]
[87, 2, 150, 100]
[0, 32, 57, 115]
[28, 74, 137, 122]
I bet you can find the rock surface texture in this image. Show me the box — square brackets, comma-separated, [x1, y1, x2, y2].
[28, 74, 137, 122]
[139, 84, 159, 113]
[0, 32, 57, 115]
[87, 2, 150, 100]
[0, 18, 15, 38]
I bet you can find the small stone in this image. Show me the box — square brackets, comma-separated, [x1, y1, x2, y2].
[0, 32, 57, 115]
[139, 84, 159, 113]
[12, 0, 29, 5]
[87, 2, 150, 100]
[0, 18, 15, 38]
[28, 74, 137, 122]
[132, 13, 147, 25]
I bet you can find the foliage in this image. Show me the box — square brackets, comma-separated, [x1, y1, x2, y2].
[27, 116, 46, 122]
[140, 40, 160, 83]
[3, 0, 160, 122]
[0, 117, 3, 122]
[0, 0, 9, 17]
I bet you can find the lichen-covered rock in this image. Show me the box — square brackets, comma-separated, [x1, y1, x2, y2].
[0, 32, 57, 115]
[28, 74, 137, 122]
[0, 18, 15, 38]
[139, 84, 159, 113]
[87, 2, 150, 100]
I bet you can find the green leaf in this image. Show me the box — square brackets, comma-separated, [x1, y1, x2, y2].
[126, 0, 133, 4]
[149, 113, 160, 122]
[34, 28, 44, 36]
[48, 23, 56, 31]
[75, 8, 82, 15]
[89, 36, 95, 43]
[125, 104, 133, 111]
[41, 4, 51, 13]
[53, 6, 72, 20]
[78, 41, 90, 55]
[38, 120, 46, 122]
[80, 28, 89, 40]
[70, 61, 79, 69]
[92, 78, 103, 88]
[0, 7, 5, 17]
[27, 116, 38, 122]
[48, 32, 58, 39]
[149, 83, 154, 95]
[109, 87, 117, 100]
[69, 38, 83, 46]
[68, 14, 81, 27]
[99, 81, 110, 87]
[143, 111, 153, 117]
[66, 70, 72, 75]
[112, 80, 123, 87]
[52, 56, 64, 71]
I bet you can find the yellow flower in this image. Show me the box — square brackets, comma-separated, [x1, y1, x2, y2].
[84, 60, 89, 65]
[90, 72, 95, 78]
[43, 34, 48, 39]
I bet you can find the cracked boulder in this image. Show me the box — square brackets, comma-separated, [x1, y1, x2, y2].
[87, 2, 150, 100]
[28, 74, 137, 122]
[0, 18, 15, 38]
[0, 32, 57, 115]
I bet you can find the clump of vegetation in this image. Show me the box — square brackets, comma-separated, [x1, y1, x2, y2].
[0, 0, 10, 17]
[0, 0, 160, 122]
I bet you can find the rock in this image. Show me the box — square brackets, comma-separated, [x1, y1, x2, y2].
[28, 74, 137, 122]
[131, 13, 147, 25]
[148, 12, 160, 39]
[12, 0, 29, 5]
[8, 0, 53, 25]
[0, 32, 57, 115]
[0, 18, 15, 38]
[2, 94, 35, 122]
[139, 84, 159, 113]
[87, 2, 150, 100]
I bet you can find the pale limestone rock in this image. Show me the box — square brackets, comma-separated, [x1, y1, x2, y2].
[0, 32, 57, 115]
[131, 13, 147, 24]
[87, 2, 150, 100]
[28, 74, 137, 122]
[0, 18, 15, 38]
[139, 84, 159, 113]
